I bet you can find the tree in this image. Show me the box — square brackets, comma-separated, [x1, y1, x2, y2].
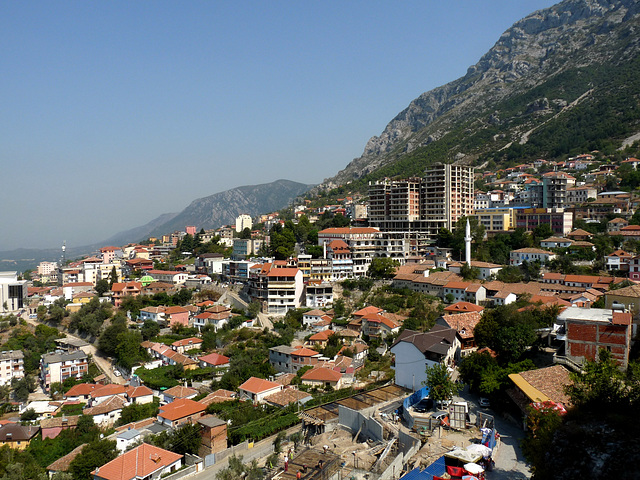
[565, 349, 628, 410]
[68, 439, 117, 480]
[95, 279, 110, 297]
[141, 319, 160, 341]
[108, 266, 118, 288]
[424, 362, 459, 403]
[368, 257, 399, 279]
[247, 301, 261, 319]
[20, 408, 38, 421]
[460, 263, 480, 280]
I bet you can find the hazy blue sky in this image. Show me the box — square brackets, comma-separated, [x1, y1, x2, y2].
[0, 1, 557, 250]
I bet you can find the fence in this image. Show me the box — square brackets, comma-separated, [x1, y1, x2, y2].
[401, 387, 429, 429]
[161, 465, 197, 480]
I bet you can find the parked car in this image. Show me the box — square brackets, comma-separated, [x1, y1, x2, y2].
[479, 397, 490, 408]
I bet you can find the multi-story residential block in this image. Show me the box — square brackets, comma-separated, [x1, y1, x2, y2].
[266, 267, 304, 315]
[37, 262, 58, 277]
[40, 351, 88, 392]
[325, 240, 353, 279]
[368, 163, 474, 240]
[471, 207, 515, 232]
[0, 350, 24, 386]
[605, 250, 632, 272]
[235, 214, 253, 233]
[305, 282, 333, 308]
[515, 208, 573, 236]
[566, 185, 597, 205]
[0, 272, 28, 314]
[110, 282, 142, 308]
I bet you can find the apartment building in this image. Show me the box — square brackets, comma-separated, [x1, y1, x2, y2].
[0, 272, 28, 314]
[515, 208, 573, 236]
[368, 163, 474, 241]
[40, 351, 88, 392]
[0, 350, 24, 386]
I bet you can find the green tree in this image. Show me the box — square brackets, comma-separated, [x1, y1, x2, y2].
[424, 362, 459, 403]
[95, 279, 110, 297]
[68, 439, 117, 480]
[368, 257, 400, 279]
[141, 319, 160, 341]
[108, 266, 119, 287]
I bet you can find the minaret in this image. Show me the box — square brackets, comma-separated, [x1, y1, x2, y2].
[464, 219, 472, 266]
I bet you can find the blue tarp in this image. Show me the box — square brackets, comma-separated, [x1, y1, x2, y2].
[399, 456, 445, 480]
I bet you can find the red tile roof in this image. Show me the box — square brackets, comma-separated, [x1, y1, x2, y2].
[238, 377, 281, 394]
[171, 337, 202, 347]
[91, 384, 127, 399]
[198, 353, 230, 366]
[65, 383, 99, 397]
[158, 398, 205, 421]
[92, 443, 182, 480]
[443, 302, 484, 313]
[301, 367, 342, 382]
[266, 268, 299, 277]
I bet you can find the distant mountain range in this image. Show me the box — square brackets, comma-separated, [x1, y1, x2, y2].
[321, 0, 640, 190]
[0, 179, 313, 271]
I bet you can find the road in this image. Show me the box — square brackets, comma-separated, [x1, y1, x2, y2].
[453, 388, 531, 479]
[23, 313, 125, 385]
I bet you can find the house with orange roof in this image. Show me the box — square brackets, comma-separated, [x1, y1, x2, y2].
[171, 337, 203, 354]
[443, 301, 484, 315]
[301, 367, 344, 389]
[163, 385, 197, 403]
[83, 395, 126, 426]
[164, 306, 190, 327]
[92, 443, 182, 480]
[125, 385, 154, 405]
[308, 330, 335, 349]
[157, 398, 206, 427]
[302, 309, 331, 328]
[361, 313, 401, 338]
[63, 383, 98, 402]
[238, 377, 283, 403]
[90, 384, 127, 405]
[605, 250, 633, 272]
[199, 352, 230, 371]
[110, 282, 142, 308]
[291, 347, 322, 373]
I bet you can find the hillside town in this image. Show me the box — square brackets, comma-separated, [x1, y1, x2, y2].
[0, 154, 638, 479]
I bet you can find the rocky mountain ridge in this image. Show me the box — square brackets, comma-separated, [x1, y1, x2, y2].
[322, 0, 640, 188]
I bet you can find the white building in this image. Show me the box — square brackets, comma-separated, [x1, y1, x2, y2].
[40, 351, 88, 392]
[509, 248, 557, 266]
[0, 350, 24, 386]
[390, 326, 461, 391]
[0, 272, 28, 314]
[235, 214, 253, 233]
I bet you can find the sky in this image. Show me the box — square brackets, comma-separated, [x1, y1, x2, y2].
[0, 0, 558, 251]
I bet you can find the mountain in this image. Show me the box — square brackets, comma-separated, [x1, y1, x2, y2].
[322, 0, 640, 189]
[103, 212, 180, 248]
[146, 179, 314, 239]
[0, 179, 312, 271]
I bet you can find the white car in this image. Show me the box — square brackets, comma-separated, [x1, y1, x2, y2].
[113, 370, 121, 377]
[479, 397, 490, 408]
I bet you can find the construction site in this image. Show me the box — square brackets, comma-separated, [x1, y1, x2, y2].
[268, 385, 495, 480]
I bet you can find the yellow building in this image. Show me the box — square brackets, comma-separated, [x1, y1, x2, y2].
[0, 424, 40, 450]
[472, 208, 515, 232]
